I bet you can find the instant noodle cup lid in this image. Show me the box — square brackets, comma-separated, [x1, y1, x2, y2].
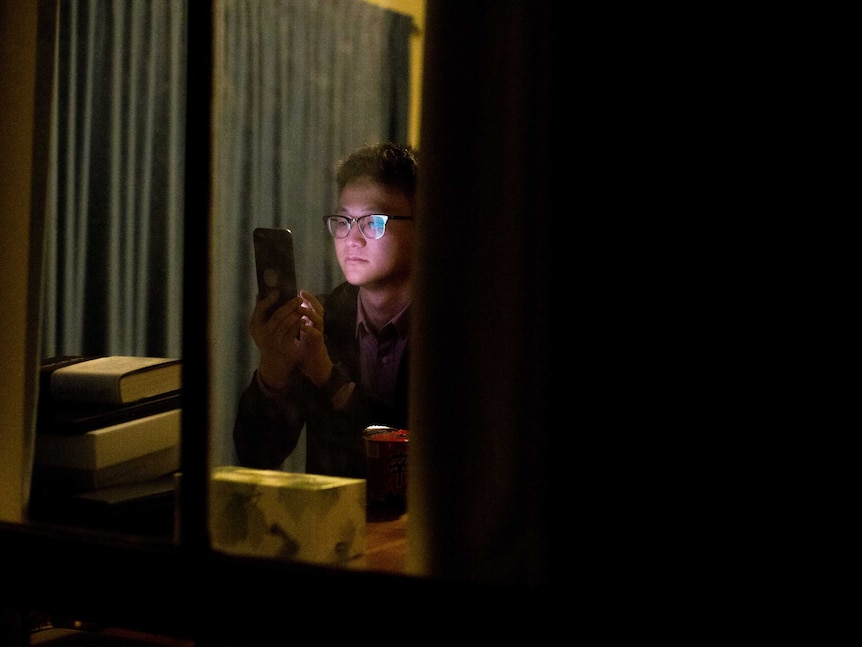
[363, 425, 409, 442]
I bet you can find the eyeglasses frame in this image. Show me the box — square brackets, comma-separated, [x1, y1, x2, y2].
[322, 214, 414, 240]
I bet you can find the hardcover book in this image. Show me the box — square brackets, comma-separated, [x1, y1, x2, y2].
[42, 355, 182, 405]
[27, 473, 178, 538]
[32, 408, 181, 492]
[37, 391, 183, 436]
[34, 408, 181, 470]
[31, 445, 180, 493]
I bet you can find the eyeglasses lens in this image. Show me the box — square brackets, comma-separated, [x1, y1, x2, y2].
[360, 215, 387, 239]
[325, 217, 343, 238]
[327, 215, 388, 239]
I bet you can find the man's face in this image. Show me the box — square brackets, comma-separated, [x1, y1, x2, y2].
[333, 176, 414, 289]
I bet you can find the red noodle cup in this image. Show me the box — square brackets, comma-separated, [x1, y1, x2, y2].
[362, 425, 408, 509]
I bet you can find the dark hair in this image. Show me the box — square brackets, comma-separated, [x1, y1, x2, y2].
[336, 142, 418, 200]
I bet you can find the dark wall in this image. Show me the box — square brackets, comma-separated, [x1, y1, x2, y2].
[413, 2, 843, 634]
[412, 1, 555, 588]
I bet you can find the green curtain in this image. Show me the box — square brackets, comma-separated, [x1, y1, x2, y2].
[40, 0, 411, 470]
[42, 0, 187, 358]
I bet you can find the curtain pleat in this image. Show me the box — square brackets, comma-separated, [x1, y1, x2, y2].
[43, 0, 187, 359]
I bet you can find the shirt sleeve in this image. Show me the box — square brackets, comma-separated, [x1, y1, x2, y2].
[232, 369, 307, 469]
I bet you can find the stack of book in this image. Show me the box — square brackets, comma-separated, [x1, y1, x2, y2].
[30, 356, 183, 534]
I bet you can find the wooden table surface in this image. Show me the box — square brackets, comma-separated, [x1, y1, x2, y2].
[348, 508, 408, 574]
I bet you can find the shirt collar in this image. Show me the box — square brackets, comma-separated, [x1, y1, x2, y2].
[355, 296, 411, 339]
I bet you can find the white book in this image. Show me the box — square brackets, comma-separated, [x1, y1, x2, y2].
[48, 356, 182, 405]
[35, 409, 181, 470]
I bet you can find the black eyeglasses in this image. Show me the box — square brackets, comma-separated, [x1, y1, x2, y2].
[322, 214, 413, 240]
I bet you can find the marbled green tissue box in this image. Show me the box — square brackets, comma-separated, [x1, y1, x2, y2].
[209, 466, 366, 565]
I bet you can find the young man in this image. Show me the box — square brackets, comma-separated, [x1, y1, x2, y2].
[234, 142, 416, 477]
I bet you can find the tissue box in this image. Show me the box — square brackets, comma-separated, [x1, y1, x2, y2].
[209, 466, 366, 565]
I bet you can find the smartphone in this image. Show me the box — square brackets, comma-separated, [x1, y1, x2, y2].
[253, 227, 297, 317]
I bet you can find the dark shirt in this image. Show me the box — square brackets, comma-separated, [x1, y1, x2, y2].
[233, 282, 410, 478]
[356, 293, 409, 406]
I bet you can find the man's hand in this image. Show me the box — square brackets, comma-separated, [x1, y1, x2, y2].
[295, 289, 334, 386]
[249, 291, 304, 392]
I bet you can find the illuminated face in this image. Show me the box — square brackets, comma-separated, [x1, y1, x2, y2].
[333, 176, 414, 290]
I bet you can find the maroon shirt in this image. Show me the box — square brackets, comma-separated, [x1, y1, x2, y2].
[356, 297, 410, 407]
